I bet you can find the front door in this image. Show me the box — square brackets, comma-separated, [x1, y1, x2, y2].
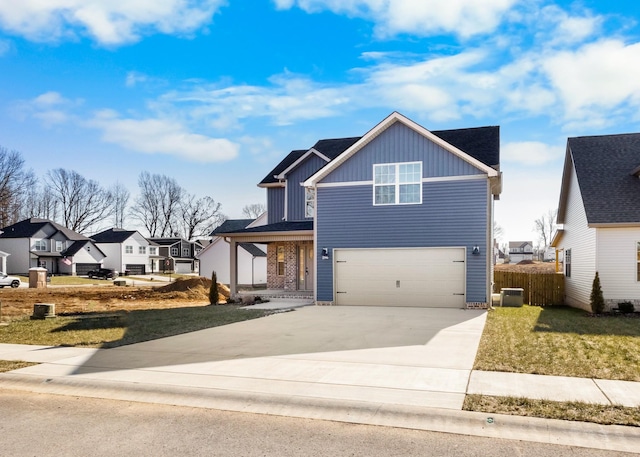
[297, 243, 314, 291]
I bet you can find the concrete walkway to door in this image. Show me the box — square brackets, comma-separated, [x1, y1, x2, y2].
[0, 306, 484, 410]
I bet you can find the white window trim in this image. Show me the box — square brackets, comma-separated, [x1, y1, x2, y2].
[125, 245, 133, 254]
[34, 240, 47, 251]
[373, 161, 422, 206]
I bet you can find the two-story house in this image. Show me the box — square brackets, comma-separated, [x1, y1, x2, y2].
[91, 228, 151, 275]
[147, 238, 202, 274]
[508, 241, 534, 263]
[216, 112, 501, 308]
[0, 218, 106, 275]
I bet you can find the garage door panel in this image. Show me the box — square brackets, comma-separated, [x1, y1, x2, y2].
[335, 248, 465, 308]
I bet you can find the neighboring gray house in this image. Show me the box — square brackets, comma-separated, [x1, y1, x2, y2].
[216, 112, 502, 308]
[197, 213, 267, 286]
[508, 241, 534, 263]
[552, 133, 640, 312]
[0, 218, 106, 275]
[91, 228, 151, 275]
[147, 237, 202, 274]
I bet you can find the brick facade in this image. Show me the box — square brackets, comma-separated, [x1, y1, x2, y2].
[267, 241, 299, 290]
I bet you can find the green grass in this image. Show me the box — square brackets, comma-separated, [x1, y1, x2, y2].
[0, 305, 272, 348]
[474, 305, 640, 381]
[464, 395, 640, 427]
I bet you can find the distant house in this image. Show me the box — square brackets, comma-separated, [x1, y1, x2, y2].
[508, 241, 533, 263]
[91, 228, 151, 275]
[0, 218, 106, 275]
[552, 133, 640, 312]
[147, 237, 202, 274]
[197, 213, 268, 285]
[215, 112, 502, 308]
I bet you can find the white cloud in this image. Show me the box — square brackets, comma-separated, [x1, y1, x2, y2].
[87, 110, 239, 162]
[502, 141, 564, 166]
[0, 0, 226, 45]
[125, 72, 148, 88]
[13, 91, 81, 127]
[275, 0, 518, 38]
[543, 39, 640, 124]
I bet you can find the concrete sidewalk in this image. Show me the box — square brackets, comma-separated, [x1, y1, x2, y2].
[0, 305, 639, 453]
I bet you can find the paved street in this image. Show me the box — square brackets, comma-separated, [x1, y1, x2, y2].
[0, 390, 634, 457]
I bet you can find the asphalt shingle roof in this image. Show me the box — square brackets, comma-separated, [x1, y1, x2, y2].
[239, 243, 267, 257]
[215, 221, 313, 235]
[0, 218, 89, 241]
[211, 219, 255, 236]
[567, 133, 640, 224]
[91, 228, 137, 243]
[258, 125, 499, 187]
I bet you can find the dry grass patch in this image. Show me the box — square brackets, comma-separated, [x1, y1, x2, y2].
[464, 395, 640, 427]
[475, 305, 640, 381]
[0, 360, 37, 373]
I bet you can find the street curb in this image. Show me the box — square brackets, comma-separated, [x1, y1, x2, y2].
[1, 373, 639, 453]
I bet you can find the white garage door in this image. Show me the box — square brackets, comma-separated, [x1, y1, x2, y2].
[334, 248, 466, 308]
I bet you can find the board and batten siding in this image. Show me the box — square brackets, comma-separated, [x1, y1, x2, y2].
[558, 162, 596, 311]
[321, 122, 484, 184]
[315, 179, 489, 303]
[596, 227, 640, 303]
[267, 187, 285, 224]
[286, 154, 327, 221]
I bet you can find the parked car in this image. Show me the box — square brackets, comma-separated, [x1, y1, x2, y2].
[0, 272, 21, 288]
[87, 268, 119, 280]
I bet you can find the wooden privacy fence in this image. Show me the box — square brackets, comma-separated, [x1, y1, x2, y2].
[494, 271, 565, 306]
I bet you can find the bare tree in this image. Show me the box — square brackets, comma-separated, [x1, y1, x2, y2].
[45, 168, 114, 234]
[493, 221, 504, 242]
[21, 185, 59, 221]
[0, 146, 36, 227]
[242, 203, 266, 219]
[179, 194, 223, 240]
[130, 172, 183, 237]
[534, 209, 558, 249]
[110, 182, 130, 228]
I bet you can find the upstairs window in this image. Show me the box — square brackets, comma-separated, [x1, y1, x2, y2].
[171, 247, 179, 256]
[125, 245, 133, 254]
[34, 240, 47, 251]
[55, 240, 64, 252]
[139, 246, 146, 255]
[305, 188, 315, 218]
[565, 249, 571, 278]
[182, 248, 190, 257]
[149, 247, 157, 256]
[374, 162, 422, 205]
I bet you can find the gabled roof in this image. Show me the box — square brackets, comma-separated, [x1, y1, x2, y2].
[557, 133, 640, 226]
[239, 242, 267, 257]
[0, 218, 89, 241]
[211, 219, 255, 236]
[148, 237, 188, 246]
[91, 228, 138, 243]
[259, 150, 307, 186]
[508, 241, 533, 248]
[61, 240, 105, 257]
[304, 112, 499, 187]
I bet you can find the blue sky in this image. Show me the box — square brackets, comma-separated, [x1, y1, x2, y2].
[1, 0, 640, 244]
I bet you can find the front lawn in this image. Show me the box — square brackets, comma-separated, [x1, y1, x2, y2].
[474, 305, 640, 381]
[0, 305, 272, 348]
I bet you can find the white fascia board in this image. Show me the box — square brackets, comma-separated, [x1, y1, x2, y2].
[275, 148, 330, 181]
[303, 112, 498, 187]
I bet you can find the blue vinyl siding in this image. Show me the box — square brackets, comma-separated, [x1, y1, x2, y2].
[323, 122, 483, 183]
[267, 187, 285, 224]
[316, 179, 489, 302]
[287, 154, 327, 221]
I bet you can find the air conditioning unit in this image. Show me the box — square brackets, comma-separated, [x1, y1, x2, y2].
[500, 288, 524, 307]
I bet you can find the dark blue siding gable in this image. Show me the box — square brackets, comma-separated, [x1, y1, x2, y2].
[316, 178, 489, 303]
[267, 187, 285, 224]
[287, 154, 327, 221]
[322, 122, 483, 183]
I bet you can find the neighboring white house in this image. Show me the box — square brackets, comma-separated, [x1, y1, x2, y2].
[552, 133, 640, 312]
[0, 218, 106, 275]
[198, 213, 267, 286]
[91, 228, 151, 275]
[508, 241, 533, 263]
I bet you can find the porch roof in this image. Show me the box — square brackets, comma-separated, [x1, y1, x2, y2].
[216, 221, 313, 242]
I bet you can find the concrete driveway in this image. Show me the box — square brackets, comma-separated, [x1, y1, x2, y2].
[4, 306, 487, 410]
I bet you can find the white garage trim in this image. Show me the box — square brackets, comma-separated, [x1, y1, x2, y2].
[333, 247, 466, 308]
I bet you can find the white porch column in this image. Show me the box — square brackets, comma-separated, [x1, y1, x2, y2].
[229, 239, 238, 297]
